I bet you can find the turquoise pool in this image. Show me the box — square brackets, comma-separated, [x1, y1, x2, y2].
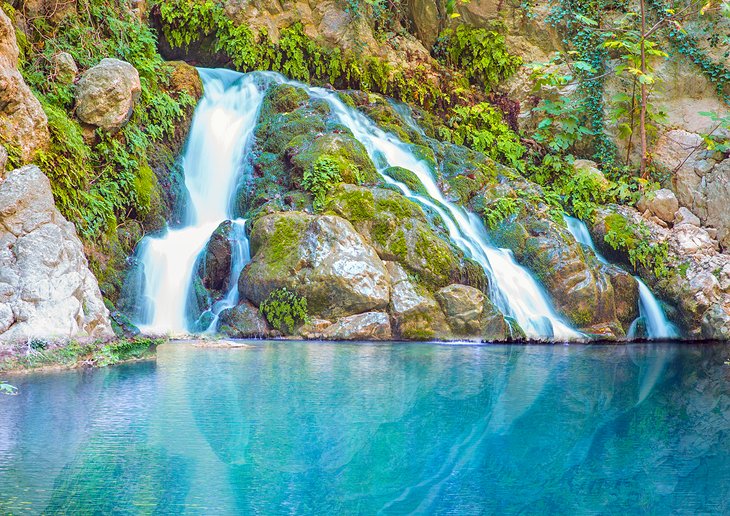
[1, 341, 729, 514]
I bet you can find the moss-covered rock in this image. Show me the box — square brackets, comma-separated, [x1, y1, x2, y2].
[382, 166, 428, 195]
[326, 184, 482, 290]
[217, 301, 270, 338]
[197, 220, 233, 296]
[239, 211, 390, 319]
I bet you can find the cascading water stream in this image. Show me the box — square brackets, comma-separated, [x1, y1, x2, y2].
[134, 70, 274, 334]
[563, 215, 679, 339]
[308, 88, 580, 340]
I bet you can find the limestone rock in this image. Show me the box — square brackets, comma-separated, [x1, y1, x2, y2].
[674, 225, 717, 255]
[217, 301, 269, 338]
[51, 52, 77, 84]
[0, 165, 114, 343]
[75, 58, 141, 131]
[435, 283, 484, 335]
[299, 318, 333, 339]
[0, 144, 7, 173]
[387, 261, 449, 340]
[674, 206, 701, 227]
[646, 188, 679, 224]
[702, 302, 730, 340]
[240, 212, 390, 319]
[321, 312, 392, 340]
[0, 9, 49, 161]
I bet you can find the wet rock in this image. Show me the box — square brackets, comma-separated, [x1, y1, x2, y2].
[240, 212, 390, 319]
[299, 318, 333, 339]
[645, 188, 679, 224]
[75, 58, 141, 131]
[0, 165, 113, 343]
[218, 301, 270, 338]
[199, 221, 233, 293]
[701, 302, 730, 340]
[435, 283, 484, 335]
[51, 52, 77, 84]
[674, 206, 701, 227]
[321, 312, 392, 340]
[387, 262, 449, 340]
[0, 9, 49, 161]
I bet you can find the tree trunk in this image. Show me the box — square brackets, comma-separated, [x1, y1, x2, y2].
[639, 0, 648, 177]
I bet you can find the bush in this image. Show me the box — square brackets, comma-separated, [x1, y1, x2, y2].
[260, 287, 309, 335]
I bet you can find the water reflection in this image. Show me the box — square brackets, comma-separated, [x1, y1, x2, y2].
[1, 342, 729, 514]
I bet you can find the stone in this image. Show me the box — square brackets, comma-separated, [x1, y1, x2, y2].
[240, 212, 390, 319]
[646, 188, 679, 223]
[0, 9, 49, 161]
[321, 312, 392, 340]
[701, 302, 730, 340]
[387, 262, 449, 340]
[435, 283, 484, 335]
[674, 206, 701, 227]
[199, 220, 233, 293]
[51, 52, 78, 84]
[299, 318, 333, 339]
[674, 225, 716, 255]
[75, 58, 141, 131]
[0, 144, 7, 173]
[218, 301, 269, 338]
[0, 165, 114, 343]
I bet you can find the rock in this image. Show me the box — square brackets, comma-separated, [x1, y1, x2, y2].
[0, 9, 49, 161]
[701, 302, 730, 340]
[199, 220, 233, 293]
[646, 188, 679, 223]
[387, 262, 449, 340]
[218, 301, 269, 338]
[674, 225, 716, 255]
[435, 283, 484, 335]
[0, 165, 114, 343]
[698, 159, 730, 250]
[674, 206, 701, 227]
[408, 0, 442, 49]
[75, 58, 141, 131]
[299, 318, 333, 339]
[51, 52, 77, 84]
[321, 312, 392, 340]
[0, 144, 7, 173]
[240, 212, 390, 319]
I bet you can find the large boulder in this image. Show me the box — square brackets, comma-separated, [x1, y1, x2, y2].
[320, 311, 392, 340]
[198, 220, 233, 294]
[0, 9, 49, 162]
[435, 283, 484, 335]
[217, 301, 269, 338]
[239, 212, 390, 319]
[0, 165, 114, 343]
[75, 58, 141, 131]
[387, 261, 449, 340]
[644, 188, 679, 224]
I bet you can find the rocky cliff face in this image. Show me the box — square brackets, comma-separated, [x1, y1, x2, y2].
[0, 165, 113, 344]
[0, 9, 49, 163]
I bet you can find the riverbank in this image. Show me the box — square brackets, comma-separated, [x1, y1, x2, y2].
[0, 337, 162, 376]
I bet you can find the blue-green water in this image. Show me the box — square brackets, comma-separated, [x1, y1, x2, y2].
[1, 341, 729, 514]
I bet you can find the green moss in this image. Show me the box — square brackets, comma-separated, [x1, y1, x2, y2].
[382, 166, 427, 195]
[261, 84, 310, 117]
[259, 215, 309, 271]
[415, 227, 458, 277]
[327, 186, 376, 222]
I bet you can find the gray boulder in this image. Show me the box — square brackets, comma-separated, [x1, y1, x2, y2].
[646, 188, 679, 224]
[75, 58, 141, 131]
[321, 312, 392, 340]
[0, 165, 114, 343]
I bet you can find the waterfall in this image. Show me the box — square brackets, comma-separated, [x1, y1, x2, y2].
[133, 70, 273, 334]
[309, 88, 580, 340]
[563, 215, 679, 340]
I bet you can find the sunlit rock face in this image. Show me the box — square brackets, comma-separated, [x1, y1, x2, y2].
[0, 165, 113, 343]
[0, 9, 49, 163]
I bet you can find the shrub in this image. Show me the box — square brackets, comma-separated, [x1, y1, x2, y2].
[260, 287, 309, 335]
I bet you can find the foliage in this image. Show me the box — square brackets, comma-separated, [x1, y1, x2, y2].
[302, 155, 343, 212]
[604, 214, 669, 277]
[260, 287, 309, 335]
[13, 0, 194, 242]
[0, 381, 18, 395]
[482, 196, 520, 228]
[434, 25, 522, 92]
[442, 103, 526, 169]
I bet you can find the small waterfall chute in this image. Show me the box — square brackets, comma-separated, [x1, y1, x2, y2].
[563, 215, 679, 340]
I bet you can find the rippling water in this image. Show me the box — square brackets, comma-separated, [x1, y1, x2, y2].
[1, 342, 729, 514]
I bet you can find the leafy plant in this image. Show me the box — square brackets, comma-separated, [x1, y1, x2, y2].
[604, 214, 669, 277]
[482, 196, 520, 228]
[302, 156, 343, 212]
[260, 288, 309, 335]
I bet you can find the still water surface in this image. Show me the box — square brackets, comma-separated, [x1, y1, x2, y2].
[1, 341, 729, 514]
